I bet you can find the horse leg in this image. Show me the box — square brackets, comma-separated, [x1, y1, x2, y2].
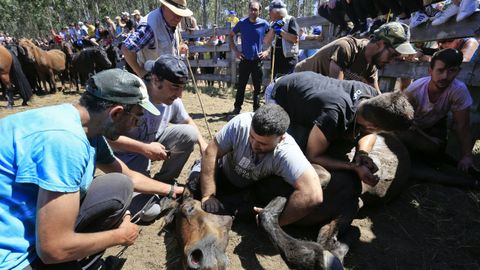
[0, 73, 14, 108]
[49, 70, 56, 94]
[259, 197, 343, 270]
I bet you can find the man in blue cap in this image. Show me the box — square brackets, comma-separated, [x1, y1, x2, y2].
[0, 69, 184, 269]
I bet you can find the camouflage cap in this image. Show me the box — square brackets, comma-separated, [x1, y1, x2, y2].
[373, 22, 416, 55]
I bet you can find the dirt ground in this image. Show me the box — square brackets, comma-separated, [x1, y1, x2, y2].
[2, 85, 480, 270]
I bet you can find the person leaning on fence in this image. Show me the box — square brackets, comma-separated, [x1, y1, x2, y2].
[108, 55, 208, 222]
[295, 22, 417, 93]
[228, 0, 270, 115]
[122, 0, 193, 78]
[264, 0, 300, 78]
[0, 69, 185, 270]
[397, 49, 477, 185]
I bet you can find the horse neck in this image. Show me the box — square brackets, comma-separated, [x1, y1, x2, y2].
[31, 44, 44, 60]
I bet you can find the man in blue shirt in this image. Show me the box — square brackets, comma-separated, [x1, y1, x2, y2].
[229, 0, 270, 114]
[0, 69, 183, 270]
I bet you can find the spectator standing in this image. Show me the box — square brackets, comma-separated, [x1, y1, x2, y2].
[229, 0, 270, 114]
[264, 0, 300, 79]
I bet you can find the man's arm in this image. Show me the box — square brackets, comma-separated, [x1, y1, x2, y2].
[200, 139, 230, 200]
[278, 168, 323, 226]
[36, 189, 138, 264]
[121, 44, 147, 78]
[264, 28, 274, 49]
[306, 126, 379, 186]
[184, 117, 208, 154]
[108, 136, 169, 161]
[278, 29, 298, 44]
[229, 31, 244, 60]
[453, 108, 474, 172]
[97, 157, 184, 196]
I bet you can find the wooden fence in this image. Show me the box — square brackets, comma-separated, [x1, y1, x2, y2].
[181, 12, 480, 88]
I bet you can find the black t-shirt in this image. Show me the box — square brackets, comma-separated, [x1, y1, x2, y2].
[273, 71, 378, 142]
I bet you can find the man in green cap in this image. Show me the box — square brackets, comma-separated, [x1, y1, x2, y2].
[294, 22, 417, 93]
[0, 69, 184, 270]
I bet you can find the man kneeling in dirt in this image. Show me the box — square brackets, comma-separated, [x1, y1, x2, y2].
[109, 55, 208, 221]
[398, 48, 479, 188]
[199, 104, 323, 226]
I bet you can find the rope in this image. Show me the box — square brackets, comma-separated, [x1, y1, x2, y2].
[185, 55, 214, 140]
[270, 37, 277, 83]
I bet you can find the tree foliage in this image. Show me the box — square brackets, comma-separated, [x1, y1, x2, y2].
[0, 0, 318, 38]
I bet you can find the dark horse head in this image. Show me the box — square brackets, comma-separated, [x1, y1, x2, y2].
[161, 167, 233, 270]
[90, 48, 112, 71]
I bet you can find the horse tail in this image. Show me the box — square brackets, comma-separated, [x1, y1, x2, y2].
[8, 50, 33, 102]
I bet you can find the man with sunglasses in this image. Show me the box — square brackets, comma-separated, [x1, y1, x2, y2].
[295, 22, 417, 93]
[109, 55, 207, 221]
[0, 69, 185, 270]
[399, 48, 476, 179]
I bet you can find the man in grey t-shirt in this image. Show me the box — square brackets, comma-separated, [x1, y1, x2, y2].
[199, 104, 323, 226]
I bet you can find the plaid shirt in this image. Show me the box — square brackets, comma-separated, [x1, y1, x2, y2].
[123, 23, 155, 52]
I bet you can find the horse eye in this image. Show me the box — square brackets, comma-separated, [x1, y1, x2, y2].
[183, 204, 196, 216]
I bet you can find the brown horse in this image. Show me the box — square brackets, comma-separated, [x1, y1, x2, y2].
[18, 38, 66, 93]
[0, 45, 32, 108]
[158, 165, 233, 270]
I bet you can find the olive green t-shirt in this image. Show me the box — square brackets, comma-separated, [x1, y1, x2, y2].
[294, 36, 377, 84]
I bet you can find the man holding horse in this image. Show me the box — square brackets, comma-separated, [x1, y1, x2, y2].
[122, 0, 193, 78]
[0, 69, 183, 270]
[199, 104, 324, 226]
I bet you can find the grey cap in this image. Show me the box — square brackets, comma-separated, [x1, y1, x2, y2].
[87, 69, 160, 115]
[267, 0, 286, 11]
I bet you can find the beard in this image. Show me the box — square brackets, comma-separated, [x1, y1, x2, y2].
[102, 118, 121, 141]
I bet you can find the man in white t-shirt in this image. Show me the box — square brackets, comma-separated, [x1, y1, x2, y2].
[199, 104, 323, 226]
[401, 48, 474, 174]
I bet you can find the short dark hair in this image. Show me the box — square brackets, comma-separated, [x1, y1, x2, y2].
[251, 104, 290, 136]
[249, 0, 262, 10]
[358, 91, 414, 131]
[430, 48, 463, 69]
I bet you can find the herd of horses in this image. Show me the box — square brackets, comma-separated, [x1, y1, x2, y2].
[0, 39, 116, 108]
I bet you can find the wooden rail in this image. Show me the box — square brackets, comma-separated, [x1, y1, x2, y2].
[181, 12, 480, 87]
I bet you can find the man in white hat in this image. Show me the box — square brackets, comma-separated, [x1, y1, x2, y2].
[122, 0, 193, 78]
[131, 9, 143, 29]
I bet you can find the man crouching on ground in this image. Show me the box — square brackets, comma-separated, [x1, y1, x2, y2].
[199, 104, 323, 226]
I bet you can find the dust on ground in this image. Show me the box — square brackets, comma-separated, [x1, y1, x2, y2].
[1, 86, 479, 270]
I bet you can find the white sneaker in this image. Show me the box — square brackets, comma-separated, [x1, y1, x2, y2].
[431, 3, 460, 25]
[409, 11, 429, 28]
[457, 0, 479, 22]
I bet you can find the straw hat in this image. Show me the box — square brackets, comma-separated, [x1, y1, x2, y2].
[159, 0, 193, 17]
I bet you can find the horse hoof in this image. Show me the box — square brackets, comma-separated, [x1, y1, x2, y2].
[7, 104, 13, 109]
[22, 101, 28, 106]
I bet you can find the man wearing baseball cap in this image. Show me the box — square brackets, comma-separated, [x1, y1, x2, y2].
[109, 56, 207, 221]
[0, 69, 184, 269]
[295, 22, 416, 93]
[122, 0, 193, 78]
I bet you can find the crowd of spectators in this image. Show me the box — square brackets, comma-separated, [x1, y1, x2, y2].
[318, 0, 479, 39]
